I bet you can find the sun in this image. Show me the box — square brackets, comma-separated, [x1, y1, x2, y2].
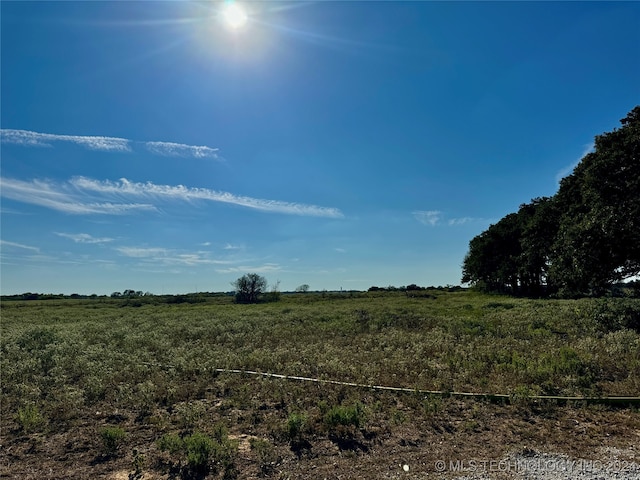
[222, 2, 248, 29]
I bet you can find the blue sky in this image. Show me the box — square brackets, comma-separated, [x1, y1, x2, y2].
[1, 1, 639, 295]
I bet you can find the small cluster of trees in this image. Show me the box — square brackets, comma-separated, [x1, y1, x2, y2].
[462, 106, 640, 297]
[368, 284, 426, 292]
[111, 290, 148, 298]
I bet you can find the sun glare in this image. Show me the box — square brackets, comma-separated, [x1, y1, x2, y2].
[222, 3, 248, 29]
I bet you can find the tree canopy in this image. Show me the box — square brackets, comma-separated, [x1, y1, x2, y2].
[232, 273, 268, 304]
[462, 106, 640, 297]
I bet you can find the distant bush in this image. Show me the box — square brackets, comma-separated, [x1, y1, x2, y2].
[233, 273, 267, 304]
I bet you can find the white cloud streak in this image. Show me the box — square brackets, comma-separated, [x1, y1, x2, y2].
[1, 175, 343, 218]
[1, 129, 221, 159]
[1, 129, 131, 152]
[116, 247, 170, 258]
[448, 217, 473, 226]
[215, 263, 282, 274]
[55, 232, 115, 244]
[145, 141, 219, 159]
[0, 240, 40, 252]
[116, 246, 233, 266]
[413, 210, 489, 227]
[0, 177, 156, 215]
[70, 177, 344, 218]
[413, 210, 442, 226]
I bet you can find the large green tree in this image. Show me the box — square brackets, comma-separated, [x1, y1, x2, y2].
[462, 197, 558, 296]
[550, 106, 640, 295]
[516, 197, 560, 296]
[462, 212, 522, 294]
[462, 106, 640, 297]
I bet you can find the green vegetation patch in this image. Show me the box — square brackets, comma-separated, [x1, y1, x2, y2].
[1, 291, 639, 477]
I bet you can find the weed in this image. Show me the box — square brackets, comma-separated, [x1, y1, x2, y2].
[16, 404, 44, 433]
[100, 426, 126, 455]
[249, 438, 278, 475]
[157, 433, 184, 456]
[324, 402, 366, 430]
[285, 412, 307, 442]
[592, 298, 640, 333]
[391, 408, 407, 425]
[510, 385, 534, 409]
[131, 448, 145, 479]
[157, 429, 238, 477]
[484, 302, 515, 310]
[354, 309, 371, 332]
[422, 396, 442, 418]
[463, 419, 481, 432]
[184, 431, 214, 471]
[16, 327, 58, 351]
[175, 401, 206, 430]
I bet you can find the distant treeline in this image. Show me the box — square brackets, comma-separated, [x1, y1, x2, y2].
[0, 291, 231, 303]
[462, 106, 640, 297]
[368, 284, 464, 293]
[2, 285, 466, 302]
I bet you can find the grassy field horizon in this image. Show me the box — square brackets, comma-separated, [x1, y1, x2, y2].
[2, 290, 639, 478]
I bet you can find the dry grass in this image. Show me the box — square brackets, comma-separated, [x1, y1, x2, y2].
[1, 290, 639, 478]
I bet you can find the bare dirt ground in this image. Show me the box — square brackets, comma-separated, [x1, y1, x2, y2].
[2, 388, 639, 480]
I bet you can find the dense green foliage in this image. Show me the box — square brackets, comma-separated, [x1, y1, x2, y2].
[2, 291, 639, 414]
[462, 106, 640, 297]
[232, 273, 268, 304]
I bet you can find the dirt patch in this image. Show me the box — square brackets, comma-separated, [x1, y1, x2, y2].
[2, 388, 639, 479]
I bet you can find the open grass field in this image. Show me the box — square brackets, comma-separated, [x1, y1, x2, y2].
[1, 290, 639, 479]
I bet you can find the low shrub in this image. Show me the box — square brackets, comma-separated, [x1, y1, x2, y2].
[323, 403, 366, 431]
[285, 412, 307, 442]
[157, 428, 237, 477]
[100, 426, 126, 455]
[16, 404, 45, 433]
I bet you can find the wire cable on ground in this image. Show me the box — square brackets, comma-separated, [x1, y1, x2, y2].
[140, 363, 640, 406]
[209, 368, 640, 406]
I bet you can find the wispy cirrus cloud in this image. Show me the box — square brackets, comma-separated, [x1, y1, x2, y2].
[1, 175, 343, 218]
[413, 210, 490, 227]
[215, 263, 282, 274]
[0, 239, 40, 252]
[116, 247, 170, 258]
[145, 141, 219, 159]
[55, 232, 115, 244]
[0, 177, 156, 215]
[116, 246, 232, 267]
[1, 129, 131, 152]
[71, 177, 344, 218]
[413, 210, 442, 226]
[447, 217, 474, 226]
[1, 129, 220, 159]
